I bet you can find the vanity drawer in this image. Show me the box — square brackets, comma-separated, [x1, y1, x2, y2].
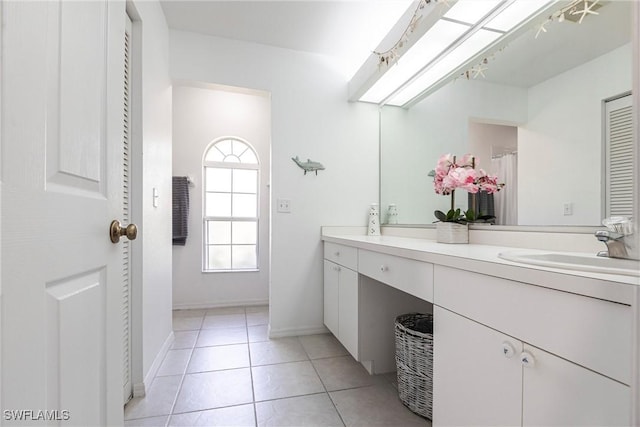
[324, 242, 358, 270]
[434, 265, 631, 385]
[359, 249, 433, 302]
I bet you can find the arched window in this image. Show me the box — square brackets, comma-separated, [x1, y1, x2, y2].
[203, 138, 259, 271]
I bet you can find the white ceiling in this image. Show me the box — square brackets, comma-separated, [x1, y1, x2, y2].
[160, 0, 413, 79]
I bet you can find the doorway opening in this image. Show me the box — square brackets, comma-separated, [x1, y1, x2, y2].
[468, 121, 518, 225]
[171, 82, 271, 311]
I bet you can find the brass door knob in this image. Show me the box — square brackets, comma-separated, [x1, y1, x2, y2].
[110, 220, 138, 243]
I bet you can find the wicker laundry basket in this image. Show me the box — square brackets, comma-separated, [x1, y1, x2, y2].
[395, 313, 434, 419]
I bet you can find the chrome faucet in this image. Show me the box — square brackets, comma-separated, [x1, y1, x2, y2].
[595, 230, 629, 258]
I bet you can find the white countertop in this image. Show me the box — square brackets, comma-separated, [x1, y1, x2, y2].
[322, 231, 639, 305]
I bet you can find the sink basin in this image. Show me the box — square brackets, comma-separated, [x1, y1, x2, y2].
[498, 251, 640, 277]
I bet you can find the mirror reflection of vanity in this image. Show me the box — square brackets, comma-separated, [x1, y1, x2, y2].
[380, 0, 632, 227]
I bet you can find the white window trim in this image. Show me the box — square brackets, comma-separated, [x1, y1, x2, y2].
[202, 137, 260, 273]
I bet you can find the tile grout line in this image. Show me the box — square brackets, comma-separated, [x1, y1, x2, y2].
[244, 307, 259, 427]
[304, 338, 348, 427]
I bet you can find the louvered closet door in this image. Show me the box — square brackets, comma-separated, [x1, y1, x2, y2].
[122, 14, 133, 404]
[605, 94, 633, 217]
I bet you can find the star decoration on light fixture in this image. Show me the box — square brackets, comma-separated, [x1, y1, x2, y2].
[535, 20, 548, 39]
[459, 48, 503, 82]
[572, 0, 599, 24]
[472, 64, 488, 79]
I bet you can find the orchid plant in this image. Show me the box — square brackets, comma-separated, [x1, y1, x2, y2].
[433, 153, 503, 224]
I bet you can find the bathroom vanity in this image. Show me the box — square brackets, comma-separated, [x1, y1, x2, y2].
[322, 227, 638, 426]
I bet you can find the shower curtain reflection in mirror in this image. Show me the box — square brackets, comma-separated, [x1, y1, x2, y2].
[492, 152, 518, 225]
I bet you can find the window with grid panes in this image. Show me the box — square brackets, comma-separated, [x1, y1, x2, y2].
[203, 138, 259, 271]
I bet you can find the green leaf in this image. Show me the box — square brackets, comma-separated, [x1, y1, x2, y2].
[465, 209, 476, 221]
[434, 210, 447, 222]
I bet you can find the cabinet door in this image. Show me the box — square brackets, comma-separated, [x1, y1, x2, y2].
[433, 306, 522, 427]
[522, 344, 630, 427]
[323, 260, 339, 336]
[338, 267, 359, 359]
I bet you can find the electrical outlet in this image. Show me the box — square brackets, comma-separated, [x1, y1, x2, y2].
[277, 199, 291, 213]
[563, 202, 573, 216]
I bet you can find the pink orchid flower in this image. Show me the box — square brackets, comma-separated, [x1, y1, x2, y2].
[432, 154, 504, 195]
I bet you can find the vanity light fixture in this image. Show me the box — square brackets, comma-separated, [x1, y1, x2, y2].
[351, 0, 558, 107]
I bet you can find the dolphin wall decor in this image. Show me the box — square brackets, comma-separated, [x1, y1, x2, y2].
[291, 156, 325, 175]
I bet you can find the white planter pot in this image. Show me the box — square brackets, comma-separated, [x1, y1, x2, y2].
[436, 222, 469, 244]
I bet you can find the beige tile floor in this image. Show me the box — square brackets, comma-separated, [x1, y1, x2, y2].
[124, 306, 431, 427]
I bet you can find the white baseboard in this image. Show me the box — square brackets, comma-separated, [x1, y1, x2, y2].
[268, 324, 329, 338]
[173, 299, 269, 311]
[136, 331, 174, 397]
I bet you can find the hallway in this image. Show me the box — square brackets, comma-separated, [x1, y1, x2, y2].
[124, 306, 428, 426]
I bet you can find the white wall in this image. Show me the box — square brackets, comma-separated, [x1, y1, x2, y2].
[381, 80, 527, 225]
[519, 43, 632, 225]
[170, 30, 379, 336]
[129, 0, 173, 389]
[172, 83, 270, 308]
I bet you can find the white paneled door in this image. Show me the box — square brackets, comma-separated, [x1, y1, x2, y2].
[2, 1, 127, 425]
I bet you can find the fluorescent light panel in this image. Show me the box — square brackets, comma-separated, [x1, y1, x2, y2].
[485, 0, 552, 31]
[360, 20, 469, 103]
[387, 29, 502, 106]
[357, 0, 555, 106]
[444, 0, 504, 24]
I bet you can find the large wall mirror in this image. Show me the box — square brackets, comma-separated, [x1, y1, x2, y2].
[380, 0, 632, 227]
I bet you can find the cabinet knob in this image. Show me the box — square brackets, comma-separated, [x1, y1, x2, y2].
[380, 265, 388, 272]
[520, 351, 535, 368]
[502, 341, 515, 358]
[334, 251, 340, 257]
[334, 266, 341, 272]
